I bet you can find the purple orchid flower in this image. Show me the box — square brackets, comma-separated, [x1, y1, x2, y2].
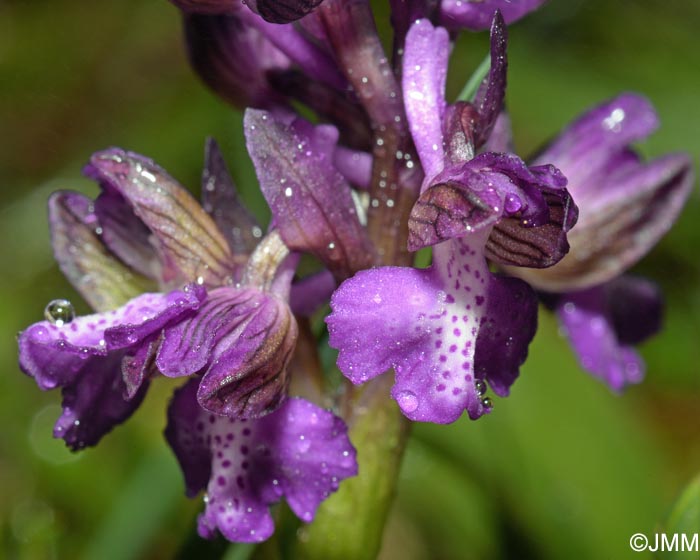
[17, 141, 301, 447]
[513, 94, 694, 390]
[166, 379, 357, 542]
[325, 15, 577, 424]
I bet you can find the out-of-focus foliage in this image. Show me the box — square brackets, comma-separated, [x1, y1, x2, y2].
[0, 0, 698, 558]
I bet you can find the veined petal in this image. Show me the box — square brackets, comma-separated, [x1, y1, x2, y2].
[407, 176, 504, 251]
[327, 231, 537, 423]
[165, 381, 357, 543]
[48, 191, 155, 312]
[201, 138, 262, 259]
[517, 153, 692, 290]
[402, 19, 450, 184]
[157, 286, 297, 418]
[555, 277, 662, 391]
[244, 110, 375, 281]
[85, 148, 235, 287]
[94, 189, 162, 281]
[439, 0, 546, 32]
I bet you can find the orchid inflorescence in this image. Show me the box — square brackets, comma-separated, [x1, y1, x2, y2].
[17, 0, 693, 548]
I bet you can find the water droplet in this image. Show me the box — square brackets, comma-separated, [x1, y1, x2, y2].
[481, 397, 493, 409]
[396, 390, 418, 413]
[475, 380, 487, 396]
[44, 299, 75, 326]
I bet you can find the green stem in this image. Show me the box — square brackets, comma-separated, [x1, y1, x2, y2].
[292, 375, 411, 560]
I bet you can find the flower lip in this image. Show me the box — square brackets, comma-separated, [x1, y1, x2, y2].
[166, 380, 357, 542]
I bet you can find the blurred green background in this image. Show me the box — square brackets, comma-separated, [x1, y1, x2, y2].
[1, 0, 698, 558]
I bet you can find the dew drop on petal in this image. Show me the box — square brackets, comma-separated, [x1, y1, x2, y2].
[396, 390, 418, 413]
[44, 299, 75, 326]
[475, 380, 487, 396]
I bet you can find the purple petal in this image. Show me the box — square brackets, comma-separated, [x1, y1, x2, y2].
[246, 0, 324, 23]
[20, 287, 205, 391]
[534, 93, 659, 193]
[556, 280, 657, 391]
[48, 191, 155, 312]
[482, 111, 514, 153]
[85, 148, 235, 288]
[244, 110, 375, 281]
[518, 153, 692, 291]
[290, 270, 336, 317]
[486, 189, 577, 268]
[184, 12, 292, 110]
[157, 286, 297, 418]
[52, 353, 150, 450]
[472, 11, 508, 148]
[327, 233, 537, 423]
[439, 0, 547, 32]
[606, 276, 663, 346]
[201, 138, 261, 259]
[407, 175, 504, 250]
[402, 19, 450, 184]
[94, 189, 162, 281]
[165, 381, 357, 543]
[18, 286, 205, 448]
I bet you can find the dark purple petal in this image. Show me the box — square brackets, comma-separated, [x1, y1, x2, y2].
[244, 110, 375, 281]
[407, 176, 504, 250]
[267, 70, 372, 151]
[327, 234, 537, 423]
[164, 380, 213, 496]
[472, 11, 508, 148]
[201, 138, 261, 259]
[48, 191, 155, 312]
[157, 286, 297, 418]
[606, 276, 663, 346]
[486, 189, 577, 268]
[402, 19, 449, 184]
[246, 0, 324, 23]
[53, 353, 150, 450]
[439, 0, 547, 32]
[184, 12, 292, 110]
[518, 153, 692, 290]
[166, 381, 357, 543]
[556, 282, 653, 391]
[18, 287, 205, 448]
[85, 148, 235, 287]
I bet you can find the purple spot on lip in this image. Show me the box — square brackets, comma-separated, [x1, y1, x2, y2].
[439, 355, 447, 362]
[475, 296, 485, 306]
[445, 294, 455, 303]
[453, 328, 461, 336]
[436, 384, 446, 392]
[449, 344, 457, 352]
[435, 340, 443, 348]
